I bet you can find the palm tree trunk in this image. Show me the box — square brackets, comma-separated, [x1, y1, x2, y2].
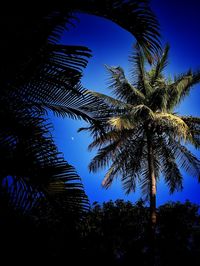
[147, 133, 156, 265]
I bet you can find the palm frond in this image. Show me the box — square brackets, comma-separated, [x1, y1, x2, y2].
[150, 44, 169, 85]
[129, 43, 152, 95]
[153, 112, 191, 141]
[105, 65, 145, 104]
[167, 70, 200, 110]
[74, 0, 161, 60]
[180, 116, 200, 148]
[89, 140, 122, 173]
[168, 139, 200, 181]
[102, 163, 120, 189]
[156, 136, 183, 193]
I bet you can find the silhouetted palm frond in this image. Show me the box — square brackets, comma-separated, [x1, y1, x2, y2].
[0, 0, 161, 214]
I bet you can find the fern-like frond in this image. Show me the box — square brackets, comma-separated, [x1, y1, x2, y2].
[105, 65, 145, 104]
[129, 43, 152, 95]
[156, 136, 183, 193]
[150, 44, 169, 85]
[167, 70, 200, 110]
[74, 0, 161, 60]
[168, 139, 200, 181]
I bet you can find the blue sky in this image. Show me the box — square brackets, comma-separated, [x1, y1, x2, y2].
[50, 0, 200, 205]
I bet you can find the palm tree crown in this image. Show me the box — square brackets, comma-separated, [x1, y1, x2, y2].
[85, 44, 200, 199]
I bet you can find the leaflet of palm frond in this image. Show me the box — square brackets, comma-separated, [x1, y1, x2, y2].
[0, 176, 43, 213]
[88, 129, 126, 151]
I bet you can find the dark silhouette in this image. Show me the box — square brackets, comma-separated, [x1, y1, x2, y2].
[0, 0, 161, 262]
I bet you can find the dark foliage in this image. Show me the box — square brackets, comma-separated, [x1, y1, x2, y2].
[0, 0, 161, 215]
[79, 200, 200, 266]
[2, 200, 199, 265]
[0, 0, 161, 262]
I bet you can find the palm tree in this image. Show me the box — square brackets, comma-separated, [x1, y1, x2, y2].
[0, 0, 161, 213]
[82, 44, 200, 240]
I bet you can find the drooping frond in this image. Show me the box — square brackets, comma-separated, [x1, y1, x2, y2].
[168, 139, 200, 181]
[74, 0, 161, 60]
[101, 134, 145, 193]
[153, 112, 191, 141]
[102, 162, 120, 189]
[88, 129, 125, 151]
[89, 140, 122, 173]
[156, 136, 183, 193]
[0, 101, 89, 213]
[121, 136, 146, 194]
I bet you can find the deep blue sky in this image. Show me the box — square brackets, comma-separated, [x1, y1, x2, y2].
[50, 0, 200, 205]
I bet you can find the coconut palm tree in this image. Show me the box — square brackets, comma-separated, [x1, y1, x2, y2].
[82, 44, 200, 238]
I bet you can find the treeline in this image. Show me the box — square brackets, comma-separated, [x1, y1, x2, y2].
[1, 199, 200, 265]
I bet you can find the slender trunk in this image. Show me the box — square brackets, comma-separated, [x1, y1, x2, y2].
[147, 132, 156, 265]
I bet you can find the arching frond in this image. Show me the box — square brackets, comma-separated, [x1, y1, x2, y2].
[167, 70, 200, 110]
[74, 0, 161, 60]
[86, 90, 133, 109]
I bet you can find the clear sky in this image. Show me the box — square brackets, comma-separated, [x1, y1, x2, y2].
[50, 0, 200, 205]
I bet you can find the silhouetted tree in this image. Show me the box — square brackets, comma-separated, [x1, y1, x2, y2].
[81, 45, 200, 263]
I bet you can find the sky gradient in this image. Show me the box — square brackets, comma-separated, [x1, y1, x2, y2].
[50, 0, 200, 205]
